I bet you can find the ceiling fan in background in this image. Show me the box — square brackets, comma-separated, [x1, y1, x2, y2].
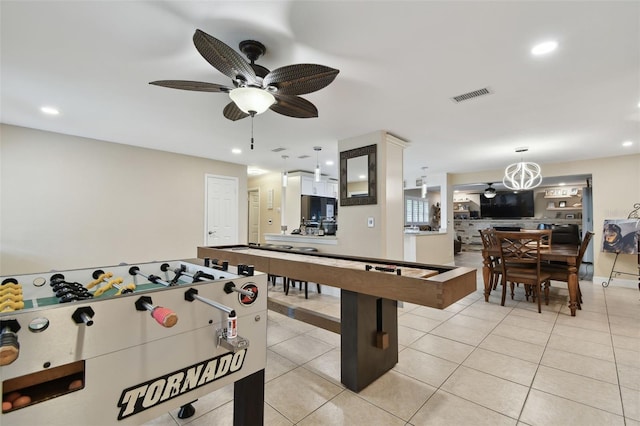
[150, 29, 340, 149]
[484, 183, 497, 199]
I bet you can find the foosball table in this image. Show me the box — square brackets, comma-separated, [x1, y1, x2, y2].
[0, 259, 267, 425]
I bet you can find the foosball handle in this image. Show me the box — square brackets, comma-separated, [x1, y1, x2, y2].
[0, 321, 21, 366]
[151, 306, 178, 328]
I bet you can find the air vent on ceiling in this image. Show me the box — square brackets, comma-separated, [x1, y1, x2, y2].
[271, 147, 286, 152]
[451, 87, 492, 103]
[297, 155, 310, 159]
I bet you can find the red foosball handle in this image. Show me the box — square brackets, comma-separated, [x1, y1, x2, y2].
[151, 306, 178, 328]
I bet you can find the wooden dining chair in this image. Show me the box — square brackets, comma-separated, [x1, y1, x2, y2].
[519, 229, 552, 247]
[495, 231, 552, 313]
[542, 231, 594, 307]
[479, 229, 502, 290]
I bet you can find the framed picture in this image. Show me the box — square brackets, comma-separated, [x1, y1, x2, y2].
[559, 201, 567, 208]
[547, 202, 555, 209]
[562, 189, 568, 196]
[546, 189, 556, 196]
[566, 214, 575, 219]
[602, 219, 640, 254]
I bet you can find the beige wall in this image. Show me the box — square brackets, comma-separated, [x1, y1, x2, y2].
[381, 135, 406, 260]
[248, 172, 284, 244]
[0, 124, 248, 275]
[450, 154, 640, 282]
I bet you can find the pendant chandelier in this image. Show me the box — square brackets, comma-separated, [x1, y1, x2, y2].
[502, 147, 542, 190]
[281, 155, 289, 188]
[314, 146, 322, 182]
[420, 166, 428, 198]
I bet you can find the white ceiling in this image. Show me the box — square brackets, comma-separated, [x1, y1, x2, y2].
[1, 1, 638, 187]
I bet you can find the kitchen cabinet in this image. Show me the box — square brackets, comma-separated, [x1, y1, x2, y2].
[301, 175, 337, 197]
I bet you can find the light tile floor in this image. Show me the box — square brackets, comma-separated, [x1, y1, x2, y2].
[146, 252, 639, 425]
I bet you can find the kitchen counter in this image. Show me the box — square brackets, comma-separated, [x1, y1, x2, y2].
[404, 230, 455, 265]
[264, 233, 338, 245]
[403, 230, 447, 236]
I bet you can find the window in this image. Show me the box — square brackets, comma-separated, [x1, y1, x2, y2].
[405, 196, 430, 225]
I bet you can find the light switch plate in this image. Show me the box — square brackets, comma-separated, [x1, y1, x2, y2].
[367, 217, 374, 227]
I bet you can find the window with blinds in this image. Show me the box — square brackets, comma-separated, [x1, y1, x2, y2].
[405, 197, 430, 225]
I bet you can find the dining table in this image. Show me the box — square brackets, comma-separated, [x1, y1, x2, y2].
[481, 243, 582, 316]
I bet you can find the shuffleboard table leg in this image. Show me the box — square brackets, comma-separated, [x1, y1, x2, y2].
[233, 368, 265, 426]
[340, 290, 398, 392]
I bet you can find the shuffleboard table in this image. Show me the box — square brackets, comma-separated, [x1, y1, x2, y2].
[198, 245, 476, 392]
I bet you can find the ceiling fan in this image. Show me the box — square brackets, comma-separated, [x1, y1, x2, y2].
[150, 29, 340, 143]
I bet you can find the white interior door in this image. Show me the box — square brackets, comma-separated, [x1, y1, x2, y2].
[248, 189, 260, 244]
[205, 175, 238, 246]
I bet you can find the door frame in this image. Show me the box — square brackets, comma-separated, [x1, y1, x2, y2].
[204, 173, 239, 245]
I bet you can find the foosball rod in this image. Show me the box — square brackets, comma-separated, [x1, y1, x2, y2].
[160, 263, 195, 283]
[184, 288, 235, 315]
[90, 270, 136, 297]
[223, 282, 255, 298]
[129, 266, 172, 287]
[184, 288, 237, 338]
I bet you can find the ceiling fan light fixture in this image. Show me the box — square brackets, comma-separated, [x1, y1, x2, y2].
[484, 183, 497, 199]
[229, 87, 275, 115]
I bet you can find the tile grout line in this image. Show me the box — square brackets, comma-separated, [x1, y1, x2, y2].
[603, 284, 629, 422]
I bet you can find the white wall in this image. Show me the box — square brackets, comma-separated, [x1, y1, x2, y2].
[0, 124, 248, 275]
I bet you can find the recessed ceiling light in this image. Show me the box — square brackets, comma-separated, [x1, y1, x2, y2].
[40, 106, 59, 115]
[558, 182, 566, 186]
[232, 148, 242, 154]
[622, 140, 633, 147]
[247, 167, 268, 176]
[325, 160, 334, 166]
[531, 41, 558, 56]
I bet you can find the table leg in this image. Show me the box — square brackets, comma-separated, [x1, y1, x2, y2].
[340, 290, 398, 392]
[482, 253, 492, 302]
[567, 265, 578, 316]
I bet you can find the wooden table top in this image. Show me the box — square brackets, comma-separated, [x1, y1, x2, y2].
[220, 247, 439, 279]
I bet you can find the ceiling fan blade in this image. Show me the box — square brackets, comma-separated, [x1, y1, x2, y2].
[263, 64, 339, 95]
[270, 95, 318, 118]
[193, 29, 258, 86]
[223, 102, 250, 121]
[149, 80, 232, 93]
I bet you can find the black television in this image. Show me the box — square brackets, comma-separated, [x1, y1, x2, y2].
[480, 191, 535, 218]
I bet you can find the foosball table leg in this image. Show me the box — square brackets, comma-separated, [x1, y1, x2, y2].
[177, 401, 196, 419]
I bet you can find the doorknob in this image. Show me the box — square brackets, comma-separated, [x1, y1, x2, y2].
[208, 231, 216, 235]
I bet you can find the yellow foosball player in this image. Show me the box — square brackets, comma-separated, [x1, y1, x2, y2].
[0, 280, 23, 312]
[89, 270, 135, 297]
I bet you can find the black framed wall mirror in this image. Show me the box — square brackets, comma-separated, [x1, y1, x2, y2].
[340, 144, 377, 206]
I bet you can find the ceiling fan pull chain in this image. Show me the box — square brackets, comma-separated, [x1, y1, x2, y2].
[250, 114, 254, 150]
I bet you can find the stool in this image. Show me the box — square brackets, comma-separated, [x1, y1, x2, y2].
[285, 278, 321, 299]
[267, 274, 287, 289]
[286, 247, 320, 298]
